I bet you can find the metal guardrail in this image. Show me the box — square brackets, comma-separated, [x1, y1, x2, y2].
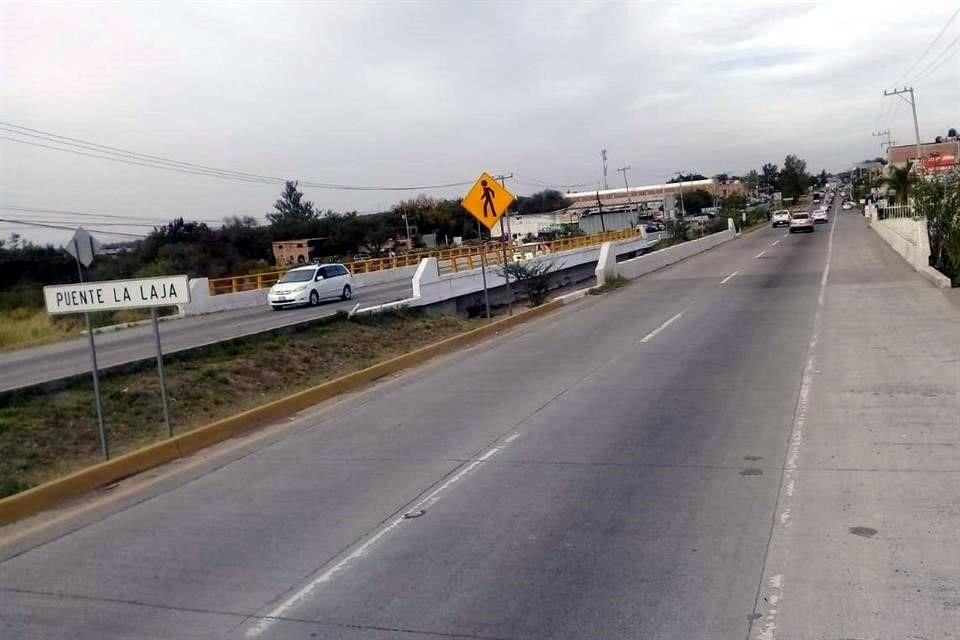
[208, 227, 645, 295]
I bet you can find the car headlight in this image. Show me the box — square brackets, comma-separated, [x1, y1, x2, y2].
[293, 284, 307, 291]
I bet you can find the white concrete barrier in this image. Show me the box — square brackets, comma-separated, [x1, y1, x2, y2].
[869, 216, 950, 288]
[597, 228, 736, 283]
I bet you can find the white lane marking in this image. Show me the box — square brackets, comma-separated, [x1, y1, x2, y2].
[244, 434, 518, 637]
[755, 250, 766, 258]
[750, 204, 838, 640]
[771, 240, 780, 246]
[719, 271, 739, 285]
[639, 312, 684, 343]
[783, 232, 789, 238]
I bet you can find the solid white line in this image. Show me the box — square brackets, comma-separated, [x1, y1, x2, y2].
[719, 271, 739, 285]
[771, 240, 780, 246]
[639, 312, 684, 343]
[755, 250, 766, 258]
[750, 206, 838, 640]
[244, 434, 518, 637]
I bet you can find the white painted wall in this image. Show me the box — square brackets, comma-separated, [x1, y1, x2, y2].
[868, 214, 950, 288]
[596, 228, 735, 283]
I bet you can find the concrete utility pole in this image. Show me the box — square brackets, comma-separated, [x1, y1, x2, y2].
[601, 149, 609, 190]
[495, 173, 514, 316]
[617, 166, 634, 223]
[884, 87, 922, 163]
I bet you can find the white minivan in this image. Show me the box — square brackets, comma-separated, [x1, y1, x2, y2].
[267, 263, 353, 310]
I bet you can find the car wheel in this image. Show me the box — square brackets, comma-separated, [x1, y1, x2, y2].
[271, 305, 282, 311]
[309, 290, 319, 306]
[341, 285, 352, 301]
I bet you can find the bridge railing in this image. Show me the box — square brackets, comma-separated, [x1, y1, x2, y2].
[207, 227, 644, 295]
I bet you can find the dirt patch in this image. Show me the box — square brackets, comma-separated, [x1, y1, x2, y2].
[0, 311, 487, 497]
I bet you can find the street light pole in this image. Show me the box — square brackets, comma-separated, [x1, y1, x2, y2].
[617, 166, 634, 226]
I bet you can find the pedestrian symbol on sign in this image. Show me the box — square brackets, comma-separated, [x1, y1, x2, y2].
[481, 180, 496, 218]
[461, 172, 515, 230]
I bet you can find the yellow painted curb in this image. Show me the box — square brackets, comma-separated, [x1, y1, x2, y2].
[0, 302, 562, 526]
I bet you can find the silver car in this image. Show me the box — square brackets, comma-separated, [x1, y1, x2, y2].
[788, 212, 814, 233]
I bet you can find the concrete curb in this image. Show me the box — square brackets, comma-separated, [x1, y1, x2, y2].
[81, 312, 185, 336]
[919, 265, 953, 289]
[0, 301, 562, 526]
[555, 287, 596, 304]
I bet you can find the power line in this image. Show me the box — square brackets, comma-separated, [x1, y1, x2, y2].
[0, 217, 146, 237]
[0, 121, 476, 192]
[0, 205, 230, 224]
[892, 5, 960, 86]
[912, 34, 960, 83]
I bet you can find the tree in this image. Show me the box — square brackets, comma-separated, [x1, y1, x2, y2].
[761, 163, 779, 192]
[875, 162, 916, 205]
[359, 216, 397, 257]
[780, 154, 810, 200]
[518, 190, 571, 215]
[818, 170, 828, 187]
[267, 181, 321, 240]
[680, 189, 713, 214]
[713, 173, 729, 183]
[668, 173, 707, 183]
[745, 169, 761, 193]
[913, 169, 960, 283]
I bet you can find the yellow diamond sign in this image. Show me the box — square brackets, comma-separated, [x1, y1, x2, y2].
[461, 172, 515, 230]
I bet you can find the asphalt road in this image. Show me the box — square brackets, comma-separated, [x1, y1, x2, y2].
[2, 202, 957, 639]
[0, 278, 413, 393]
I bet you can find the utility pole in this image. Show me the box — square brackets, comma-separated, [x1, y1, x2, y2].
[873, 129, 892, 153]
[601, 149, 609, 190]
[495, 173, 514, 316]
[401, 212, 412, 250]
[617, 166, 634, 225]
[884, 87, 922, 164]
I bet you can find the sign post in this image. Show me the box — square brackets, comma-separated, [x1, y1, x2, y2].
[64, 228, 109, 459]
[44, 273, 191, 453]
[461, 173, 516, 316]
[151, 307, 173, 438]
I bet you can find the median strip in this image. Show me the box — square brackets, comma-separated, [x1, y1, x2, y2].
[0, 302, 561, 526]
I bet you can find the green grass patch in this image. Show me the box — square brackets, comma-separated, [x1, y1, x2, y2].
[0, 311, 486, 497]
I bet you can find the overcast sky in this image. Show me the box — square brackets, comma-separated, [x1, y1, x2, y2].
[1, 0, 958, 245]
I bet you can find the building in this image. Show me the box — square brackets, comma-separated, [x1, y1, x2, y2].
[887, 140, 960, 169]
[272, 238, 324, 266]
[491, 178, 746, 240]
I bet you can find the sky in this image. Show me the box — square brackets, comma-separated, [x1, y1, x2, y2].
[1, 0, 958, 245]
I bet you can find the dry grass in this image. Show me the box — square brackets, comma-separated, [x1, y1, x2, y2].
[0, 307, 178, 352]
[0, 311, 487, 497]
[0, 308, 83, 352]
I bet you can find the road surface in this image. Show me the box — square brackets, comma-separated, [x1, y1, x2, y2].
[0, 278, 413, 393]
[2, 203, 957, 639]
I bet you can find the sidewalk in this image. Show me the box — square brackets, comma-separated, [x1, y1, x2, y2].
[755, 214, 960, 638]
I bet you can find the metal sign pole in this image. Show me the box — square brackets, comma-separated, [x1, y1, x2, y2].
[73, 239, 108, 460]
[499, 216, 513, 316]
[151, 308, 173, 438]
[478, 221, 491, 319]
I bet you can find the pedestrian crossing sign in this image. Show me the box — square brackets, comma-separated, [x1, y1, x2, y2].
[461, 172, 515, 230]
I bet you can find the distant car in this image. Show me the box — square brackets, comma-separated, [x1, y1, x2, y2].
[842, 202, 853, 210]
[772, 209, 790, 227]
[789, 212, 814, 233]
[813, 209, 829, 224]
[644, 224, 660, 234]
[267, 263, 353, 310]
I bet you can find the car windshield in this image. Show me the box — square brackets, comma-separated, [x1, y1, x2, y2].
[277, 269, 315, 283]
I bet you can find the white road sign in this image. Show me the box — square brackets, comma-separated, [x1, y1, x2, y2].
[44, 275, 190, 315]
[64, 227, 101, 268]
